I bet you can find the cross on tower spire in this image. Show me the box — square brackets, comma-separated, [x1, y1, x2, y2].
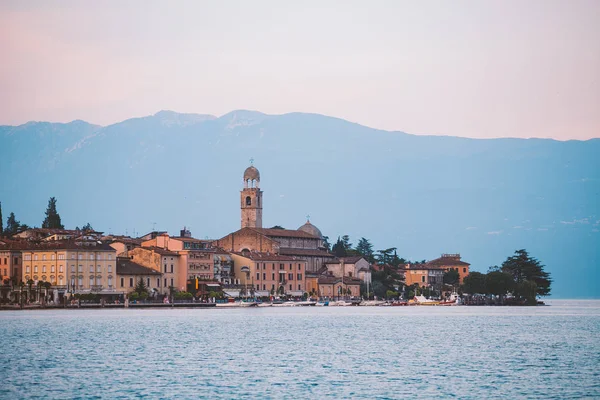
[249, 157, 254, 165]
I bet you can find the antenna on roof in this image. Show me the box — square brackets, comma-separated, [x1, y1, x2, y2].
[152, 222, 157, 231]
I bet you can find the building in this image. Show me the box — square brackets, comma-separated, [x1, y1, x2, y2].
[324, 256, 371, 283]
[214, 164, 335, 273]
[229, 251, 307, 297]
[425, 254, 470, 283]
[116, 257, 162, 295]
[142, 232, 215, 291]
[0, 240, 24, 284]
[107, 236, 142, 256]
[20, 241, 118, 298]
[317, 275, 362, 299]
[13, 228, 102, 241]
[126, 246, 180, 295]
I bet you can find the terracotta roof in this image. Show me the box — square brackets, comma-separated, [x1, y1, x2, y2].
[231, 251, 305, 262]
[15, 241, 116, 252]
[251, 228, 319, 239]
[279, 248, 334, 257]
[427, 255, 470, 267]
[116, 258, 161, 276]
[136, 246, 180, 256]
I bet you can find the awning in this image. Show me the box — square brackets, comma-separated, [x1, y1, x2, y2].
[205, 283, 220, 287]
[288, 291, 304, 296]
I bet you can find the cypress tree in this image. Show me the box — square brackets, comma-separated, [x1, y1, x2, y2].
[0, 201, 3, 235]
[5, 212, 20, 236]
[42, 197, 64, 229]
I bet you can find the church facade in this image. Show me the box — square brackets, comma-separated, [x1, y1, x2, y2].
[213, 164, 335, 272]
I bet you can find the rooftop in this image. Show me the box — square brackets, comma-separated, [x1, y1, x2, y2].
[116, 257, 161, 276]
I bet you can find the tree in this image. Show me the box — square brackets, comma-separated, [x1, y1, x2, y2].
[269, 225, 284, 229]
[5, 212, 20, 236]
[462, 272, 486, 294]
[485, 271, 514, 300]
[332, 237, 347, 257]
[355, 237, 374, 262]
[501, 249, 551, 297]
[0, 201, 3, 235]
[82, 223, 94, 231]
[134, 278, 148, 295]
[322, 236, 331, 252]
[443, 269, 460, 286]
[375, 248, 396, 265]
[42, 197, 64, 229]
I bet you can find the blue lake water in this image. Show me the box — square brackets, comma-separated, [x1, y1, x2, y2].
[1, 300, 599, 399]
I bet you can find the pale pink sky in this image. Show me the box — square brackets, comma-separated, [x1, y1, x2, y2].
[1, 0, 599, 139]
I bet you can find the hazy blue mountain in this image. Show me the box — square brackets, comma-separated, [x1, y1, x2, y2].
[1, 110, 598, 298]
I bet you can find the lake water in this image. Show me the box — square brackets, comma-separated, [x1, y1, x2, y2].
[1, 300, 599, 399]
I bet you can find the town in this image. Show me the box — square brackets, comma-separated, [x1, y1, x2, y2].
[0, 164, 476, 307]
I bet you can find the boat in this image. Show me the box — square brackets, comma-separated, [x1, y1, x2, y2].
[413, 295, 440, 306]
[315, 301, 329, 306]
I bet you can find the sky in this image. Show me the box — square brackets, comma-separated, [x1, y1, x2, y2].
[0, 0, 599, 140]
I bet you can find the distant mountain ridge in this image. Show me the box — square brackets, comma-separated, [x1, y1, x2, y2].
[0, 110, 598, 298]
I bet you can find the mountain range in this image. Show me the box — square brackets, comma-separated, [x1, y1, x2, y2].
[1, 110, 598, 298]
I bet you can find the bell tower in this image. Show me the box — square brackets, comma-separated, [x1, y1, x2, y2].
[241, 160, 263, 228]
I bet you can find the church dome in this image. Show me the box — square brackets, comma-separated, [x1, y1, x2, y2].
[243, 166, 260, 182]
[298, 220, 323, 239]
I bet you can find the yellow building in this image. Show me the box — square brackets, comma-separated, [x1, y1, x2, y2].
[21, 242, 118, 295]
[126, 246, 180, 295]
[116, 257, 162, 295]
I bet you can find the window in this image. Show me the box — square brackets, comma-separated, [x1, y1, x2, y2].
[42, 265, 47, 273]
[289, 264, 292, 270]
[108, 255, 113, 260]
[71, 265, 75, 273]
[97, 265, 102, 272]
[14, 257, 19, 264]
[51, 255, 55, 260]
[34, 255, 38, 261]
[120, 277, 124, 287]
[164, 278, 167, 287]
[348, 272, 352, 278]
[59, 277, 64, 285]
[421, 276, 425, 283]
[298, 264, 301, 271]
[34, 266, 38, 273]
[26, 266, 30, 273]
[78, 277, 83, 286]
[289, 284, 292, 290]
[78, 265, 82, 273]
[78, 254, 82, 260]
[245, 196, 251, 206]
[3, 258, 6, 265]
[59, 265, 63, 273]
[89, 276, 94, 286]
[170, 278, 174, 287]
[24, 255, 31, 261]
[279, 264, 284, 270]
[59, 254, 65, 260]
[147, 278, 150, 287]
[157, 278, 160, 287]
[3, 268, 6, 276]
[263, 273, 266, 280]
[42, 255, 46, 261]
[51, 265, 55, 273]
[263, 284, 266, 290]
[170, 264, 174, 273]
[298, 284, 301, 291]
[90, 255, 94, 260]
[288, 273, 293, 281]
[256, 273, 260, 281]
[129, 278, 133, 287]
[108, 265, 112, 273]
[71, 254, 75, 260]
[463, 268, 467, 273]
[164, 264, 167, 273]
[297, 274, 302, 281]
[108, 277, 112, 287]
[271, 273, 275, 280]
[89, 265, 94, 273]
[272, 264, 274, 271]
[271, 284, 275, 290]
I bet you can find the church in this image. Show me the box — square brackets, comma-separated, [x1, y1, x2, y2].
[213, 164, 335, 272]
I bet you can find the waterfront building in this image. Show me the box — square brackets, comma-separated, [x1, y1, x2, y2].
[426, 254, 470, 283]
[107, 236, 143, 256]
[126, 247, 180, 295]
[214, 164, 335, 272]
[229, 251, 307, 297]
[317, 275, 362, 299]
[20, 241, 118, 298]
[0, 241, 23, 284]
[402, 254, 470, 287]
[116, 257, 162, 294]
[141, 230, 215, 291]
[213, 250, 234, 285]
[324, 256, 371, 283]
